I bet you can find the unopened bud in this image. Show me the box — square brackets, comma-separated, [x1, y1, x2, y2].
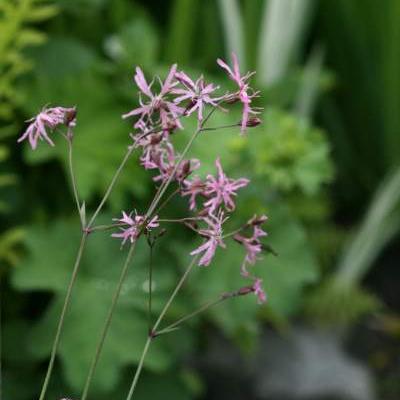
[165, 120, 178, 133]
[224, 94, 240, 104]
[181, 159, 191, 176]
[237, 286, 254, 296]
[197, 208, 209, 217]
[244, 117, 262, 127]
[247, 214, 268, 226]
[150, 134, 163, 145]
[64, 107, 77, 126]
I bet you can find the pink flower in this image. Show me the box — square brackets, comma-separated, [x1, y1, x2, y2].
[204, 158, 249, 214]
[217, 52, 260, 134]
[234, 215, 268, 276]
[17, 106, 77, 149]
[252, 278, 267, 304]
[123, 65, 184, 132]
[190, 211, 227, 266]
[181, 176, 206, 210]
[173, 71, 219, 123]
[112, 211, 159, 245]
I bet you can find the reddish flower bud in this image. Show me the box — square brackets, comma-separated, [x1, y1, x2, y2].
[243, 117, 262, 127]
[64, 107, 77, 127]
[247, 214, 268, 226]
[150, 134, 163, 145]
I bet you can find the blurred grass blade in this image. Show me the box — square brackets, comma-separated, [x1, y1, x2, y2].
[295, 45, 324, 119]
[335, 166, 400, 287]
[257, 0, 314, 85]
[165, 0, 199, 64]
[217, 0, 245, 68]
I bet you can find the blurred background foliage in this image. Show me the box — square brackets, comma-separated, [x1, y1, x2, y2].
[1, 0, 399, 399]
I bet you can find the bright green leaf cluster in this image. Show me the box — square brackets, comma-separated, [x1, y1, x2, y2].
[247, 108, 334, 195]
[0, 0, 58, 118]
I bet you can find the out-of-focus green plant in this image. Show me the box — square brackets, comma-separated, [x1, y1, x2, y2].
[318, 0, 400, 212]
[3, 1, 337, 399]
[0, 0, 58, 118]
[245, 108, 333, 195]
[307, 167, 400, 324]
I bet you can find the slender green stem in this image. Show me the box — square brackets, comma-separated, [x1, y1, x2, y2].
[80, 240, 137, 400]
[145, 103, 220, 221]
[156, 297, 224, 336]
[125, 255, 198, 400]
[154, 188, 180, 215]
[38, 232, 88, 400]
[125, 106, 222, 400]
[87, 146, 134, 228]
[157, 217, 200, 223]
[38, 139, 137, 400]
[67, 139, 83, 227]
[200, 123, 239, 132]
[145, 129, 201, 219]
[125, 337, 152, 400]
[147, 242, 154, 332]
[222, 226, 245, 239]
[152, 256, 197, 333]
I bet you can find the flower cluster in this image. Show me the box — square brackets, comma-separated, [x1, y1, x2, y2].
[19, 53, 267, 304]
[17, 106, 76, 149]
[111, 211, 159, 245]
[118, 55, 265, 302]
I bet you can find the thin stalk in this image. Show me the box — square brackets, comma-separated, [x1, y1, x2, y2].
[147, 242, 154, 332]
[88, 222, 125, 233]
[157, 217, 200, 223]
[154, 188, 180, 215]
[145, 129, 201, 219]
[125, 255, 198, 400]
[87, 146, 134, 228]
[152, 255, 197, 332]
[38, 232, 88, 400]
[125, 105, 221, 400]
[145, 103, 220, 220]
[156, 297, 224, 335]
[223, 226, 245, 239]
[125, 337, 152, 400]
[39, 138, 137, 400]
[81, 240, 137, 400]
[200, 123, 239, 132]
[67, 139, 83, 227]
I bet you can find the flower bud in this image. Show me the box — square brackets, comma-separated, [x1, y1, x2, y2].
[224, 94, 240, 104]
[243, 117, 262, 127]
[150, 134, 163, 145]
[237, 286, 254, 296]
[64, 107, 77, 127]
[247, 214, 268, 226]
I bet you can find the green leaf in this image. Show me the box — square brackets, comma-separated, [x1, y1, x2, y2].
[247, 108, 334, 195]
[16, 29, 47, 47]
[25, 4, 59, 22]
[11, 217, 192, 391]
[185, 202, 319, 335]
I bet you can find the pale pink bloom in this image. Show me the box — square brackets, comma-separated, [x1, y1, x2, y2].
[147, 142, 199, 183]
[181, 176, 206, 210]
[173, 71, 219, 122]
[217, 52, 261, 134]
[190, 212, 227, 266]
[204, 158, 249, 213]
[17, 106, 76, 149]
[123, 65, 184, 132]
[112, 211, 159, 245]
[234, 215, 268, 276]
[252, 278, 267, 304]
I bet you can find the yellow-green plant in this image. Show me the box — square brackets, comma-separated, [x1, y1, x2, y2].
[0, 0, 58, 119]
